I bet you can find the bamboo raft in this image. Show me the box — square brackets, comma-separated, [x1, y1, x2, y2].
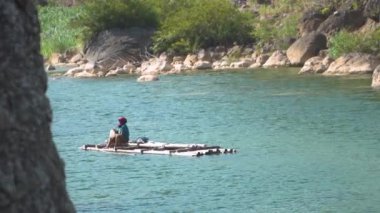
[80, 141, 237, 157]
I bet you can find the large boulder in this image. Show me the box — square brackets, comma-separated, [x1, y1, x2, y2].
[324, 53, 380, 75]
[84, 27, 154, 71]
[263, 50, 290, 68]
[0, 1, 75, 212]
[317, 10, 366, 36]
[372, 65, 380, 88]
[364, 0, 380, 21]
[286, 32, 327, 66]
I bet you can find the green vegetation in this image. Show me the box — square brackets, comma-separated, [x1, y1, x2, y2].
[152, 0, 253, 54]
[252, 13, 300, 50]
[40, 0, 253, 56]
[329, 29, 380, 58]
[72, 0, 158, 41]
[38, 6, 83, 58]
[39, 0, 379, 59]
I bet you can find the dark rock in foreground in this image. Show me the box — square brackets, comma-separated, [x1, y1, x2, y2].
[0, 0, 75, 212]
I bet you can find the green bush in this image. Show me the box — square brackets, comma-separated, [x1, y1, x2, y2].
[72, 0, 159, 41]
[329, 29, 380, 58]
[252, 13, 300, 50]
[38, 6, 83, 58]
[152, 0, 254, 54]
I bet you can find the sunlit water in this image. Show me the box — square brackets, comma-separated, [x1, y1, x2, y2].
[48, 69, 380, 212]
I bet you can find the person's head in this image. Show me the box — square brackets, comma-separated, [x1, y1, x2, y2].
[118, 116, 127, 127]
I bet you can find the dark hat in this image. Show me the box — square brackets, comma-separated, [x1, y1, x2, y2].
[118, 116, 127, 127]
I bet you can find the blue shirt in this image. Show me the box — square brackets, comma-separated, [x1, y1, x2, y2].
[118, 124, 130, 141]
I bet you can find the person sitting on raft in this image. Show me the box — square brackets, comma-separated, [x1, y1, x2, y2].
[106, 116, 130, 148]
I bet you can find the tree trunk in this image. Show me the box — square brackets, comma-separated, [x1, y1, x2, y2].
[0, 1, 75, 212]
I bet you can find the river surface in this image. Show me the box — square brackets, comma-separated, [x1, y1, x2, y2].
[48, 69, 380, 212]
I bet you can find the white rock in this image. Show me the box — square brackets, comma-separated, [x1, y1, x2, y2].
[249, 63, 261, 69]
[83, 62, 96, 70]
[299, 56, 326, 74]
[183, 54, 198, 67]
[371, 65, 380, 88]
[220, 61, 230, 67]
[324, 53, 380, 75]
[230, 59, 253, 68]
[137, 74, 159, 82]
[123, 64, 136, 73]
[263, 50, 290, 68]
[69, 53, 83, 63]
[212, 61, 222, 69]
[64, 67, 84, 76]
[74, 71, 97, 78]
[193, 60, 212, 70]
[173, 63, 190, 72]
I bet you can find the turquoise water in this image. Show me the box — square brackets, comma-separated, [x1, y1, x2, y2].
[48, 69, 380, 212]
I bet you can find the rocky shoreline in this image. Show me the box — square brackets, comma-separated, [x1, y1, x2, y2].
[46, 42, 380, 88]
[45, 0, 380, 88]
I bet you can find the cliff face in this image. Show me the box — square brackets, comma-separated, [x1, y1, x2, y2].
[0, 1, 75, 212]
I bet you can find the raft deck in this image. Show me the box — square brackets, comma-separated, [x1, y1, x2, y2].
[80, 141, 237, 157]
